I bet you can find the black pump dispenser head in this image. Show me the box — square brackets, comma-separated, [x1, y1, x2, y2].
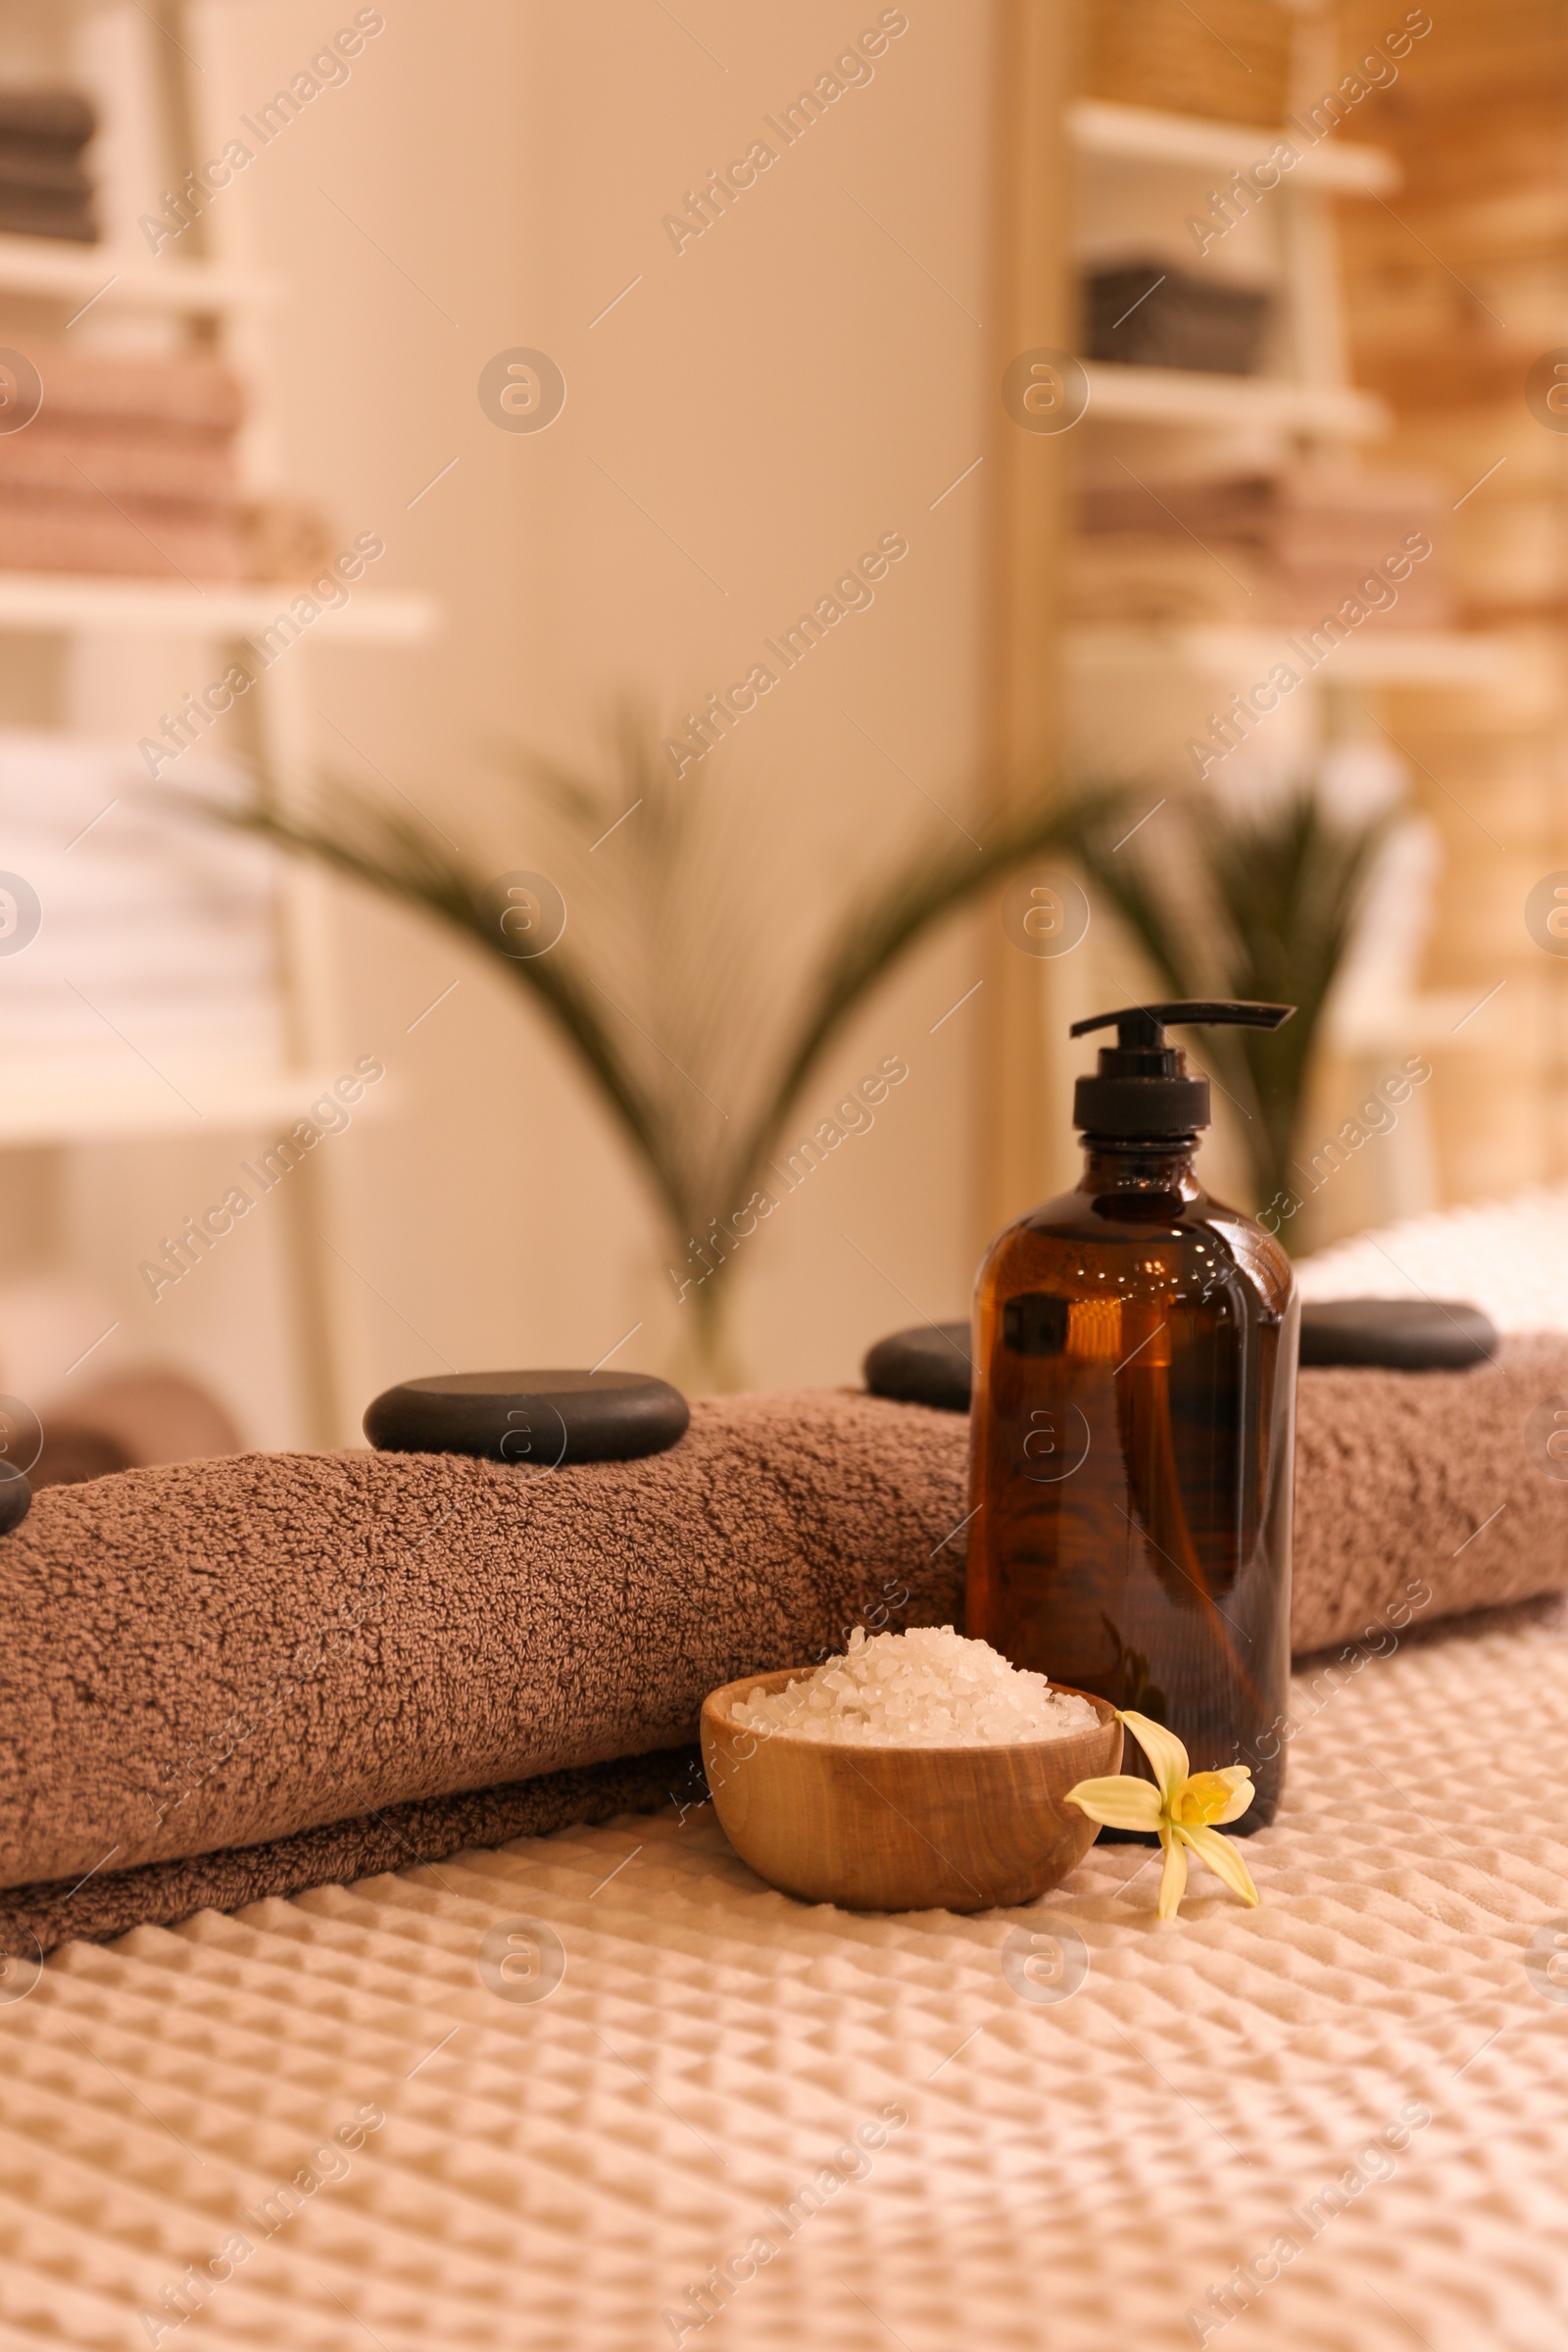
[1070, 1000, 1294, 1139]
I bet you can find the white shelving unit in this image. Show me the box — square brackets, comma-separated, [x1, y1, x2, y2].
[0, 568, 434, 637]
[0, 222, 276, 312]
[1082, 359, 1385, 436]
[1066, 48, 1478, 1231]
[1067, 88, 1485, 692]
[0, 1064, 369, 1149]
[0, 1, 441, 1443]
[1068, 624, 1517, 689]
[1067, 98, 1398, 194]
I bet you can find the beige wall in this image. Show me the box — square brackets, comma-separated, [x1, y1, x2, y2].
[143, 0, 999, 1435]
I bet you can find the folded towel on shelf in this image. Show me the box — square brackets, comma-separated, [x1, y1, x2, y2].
[1076, 464, 1453, 628]
[0, 490, 245, 579]
[0, 150, 92, 200]
[5, 1343, 1568, 1949]
[1083, 262, 1273, 374]
[0, 731, 287, 1074]
[0, 191, 95, 244]
[31, 346, 244, 433]
[0, 88, 96, 148]
[0, 350, 246, 574]
[1081, 466, 1446, 557]
[0, 415, 238, 506]
[0, 87, 97, 242]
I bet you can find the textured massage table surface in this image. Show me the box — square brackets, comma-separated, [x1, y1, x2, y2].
[6, 1604, 1568, 2350]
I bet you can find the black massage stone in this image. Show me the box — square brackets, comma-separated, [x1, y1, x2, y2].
[0, 1467, 28, 1534]
[364, 1369, 689, 1465]
[1298, 1298, 1496, 1371]
[863, 1322, 973, 1412]
[864, 1299, 1497, 1403]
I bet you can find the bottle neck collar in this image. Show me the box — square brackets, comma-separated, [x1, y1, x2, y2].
[1078, 1134, 1201, 1193]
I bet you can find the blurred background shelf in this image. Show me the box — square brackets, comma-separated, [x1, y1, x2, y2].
[1020, 0, 1544, 1259]
[1082, 361, 1388, 434]
[1067, 99, 1398, 193]
[1068, 626, 1520, 686]
[0, 0, 445, 1449]
[0, 574, 439, 639]
[0, 1065, 390, 1149]
[0, 229, 275, 313]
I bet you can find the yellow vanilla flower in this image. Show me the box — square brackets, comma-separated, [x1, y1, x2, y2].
[1065, 1709, 1259, 1922]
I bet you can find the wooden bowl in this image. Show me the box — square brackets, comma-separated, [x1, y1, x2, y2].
[699, 1666, 1123, 1914]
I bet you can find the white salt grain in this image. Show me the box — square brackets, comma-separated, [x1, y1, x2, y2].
[732, 1626, 1099, 1746]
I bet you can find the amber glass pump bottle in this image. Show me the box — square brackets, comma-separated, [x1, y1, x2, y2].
[966, 1001, 1299, 1829]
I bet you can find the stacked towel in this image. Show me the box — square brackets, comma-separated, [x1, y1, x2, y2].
[0, 347, 246, 578]
[1083, 262, 1273, 375]
[0, 89, 96, 243]
[0, 730, 286, 1076]
[1073, 464, 1452, 629]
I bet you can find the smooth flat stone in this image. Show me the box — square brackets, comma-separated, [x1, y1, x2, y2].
[862, 1323, 972, 1413]
[1298, 1298, 1497, 1371]
[364, 1370, 689, 1465]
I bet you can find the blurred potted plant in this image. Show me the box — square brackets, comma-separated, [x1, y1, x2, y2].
[1061, 785, 1391, 1224]
[212, 712, 1110, 1389]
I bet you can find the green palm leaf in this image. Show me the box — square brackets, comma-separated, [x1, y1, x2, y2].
[1061, 787, 1389, 1210]
[193, 719, 1121, 1347]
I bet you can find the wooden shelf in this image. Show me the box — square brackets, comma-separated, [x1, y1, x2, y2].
[1068, 101, 1398, 196]
[0, 230, 276, 314]
[0, 575, 438, 640]
[1069, 625, 1517, 686]
[1083, 363, 1387, 436]
[0, 1064, 392, 1149]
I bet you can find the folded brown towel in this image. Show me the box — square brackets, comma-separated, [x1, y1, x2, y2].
[0, 416, 237, 506]
[4, 1746, 701, 1957]
[4, 1352, 1565, 1951]
[0, 151, 92, 197]
[31, 347, 245, 433]
[0, 490, 245, 579]
[0, 90, 96, 148]
[0, 198, 95, 245]
[1291, 1335, 1568, 1648]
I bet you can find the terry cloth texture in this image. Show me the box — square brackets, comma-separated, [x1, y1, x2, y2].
[5, 1355, 1568, 1945]
[2, 1745, 700, 1958]
[1290, 1333, 1568, 1650]
[0, 1391, 967, 1899]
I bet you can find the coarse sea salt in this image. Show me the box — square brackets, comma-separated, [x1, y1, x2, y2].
[731, 1626, 1100, 1747]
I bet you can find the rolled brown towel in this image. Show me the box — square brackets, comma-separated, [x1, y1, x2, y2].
[3, 1352, 1566, 1949]
[1290, 1335, 1568, 1649]
[0, 1392, 967, 1901]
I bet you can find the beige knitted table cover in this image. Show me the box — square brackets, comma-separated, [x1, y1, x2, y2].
[3, 1598, 1565, 2351]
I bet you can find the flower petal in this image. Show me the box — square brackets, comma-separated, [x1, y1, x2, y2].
[1065, 1774, 1163, 1832]
[1177, 1822, 1260, 1908]
[1212, 1768, 1255, 1827]
[1155, 1823, 1188, 1921]
[1172, 1768, 1254, 1827]
[1117, 1709, 1190, 1803]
